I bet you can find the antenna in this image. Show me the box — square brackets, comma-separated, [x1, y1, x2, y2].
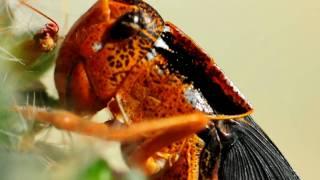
[19, 0, 59, 32]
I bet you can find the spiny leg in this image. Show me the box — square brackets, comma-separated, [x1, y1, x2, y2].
[15, 106, 208, 142]
[127, 121, 205, 174]
[16, 106, 252, 174]
[123, 110, 253, 174]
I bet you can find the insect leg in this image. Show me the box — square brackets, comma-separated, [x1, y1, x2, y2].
[15, 106, 208, 142]
[15, 106, 255, 175]
[125, 111, 253, 174]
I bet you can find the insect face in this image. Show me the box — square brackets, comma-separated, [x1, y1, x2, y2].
[55, 0, 164, 114]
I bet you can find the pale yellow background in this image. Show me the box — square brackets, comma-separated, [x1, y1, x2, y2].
[15, 0, 320, 179]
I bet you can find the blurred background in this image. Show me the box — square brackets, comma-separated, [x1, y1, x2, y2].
[2, 0, 319, 179]
[149, 1, 320, 179]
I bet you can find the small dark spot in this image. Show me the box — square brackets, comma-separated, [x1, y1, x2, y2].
[110, 76, 117, 82]
[120, 54, 125, 59]
[139, 50, 146, 56]
[116, 61, 122, 68]
[128, 40, 134, 49]
[138, 55, 144, 59]
[143, 80, 149, 86]
[125, 59, 129, 66]
[110, 61, 115, 67]
[107, 56, 114, 62]
[129, 51, 134, 57]
[139, 39, 146, 45]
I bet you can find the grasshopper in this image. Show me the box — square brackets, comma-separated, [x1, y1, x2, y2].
[18, 0, 299, 179]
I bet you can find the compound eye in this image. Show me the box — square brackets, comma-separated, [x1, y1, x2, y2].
[108, 11, 145, 41]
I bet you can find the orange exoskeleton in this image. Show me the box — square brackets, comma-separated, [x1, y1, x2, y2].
[18, 0, 299, 179]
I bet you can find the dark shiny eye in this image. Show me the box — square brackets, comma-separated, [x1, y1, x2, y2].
[108, 11, 145, 41]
